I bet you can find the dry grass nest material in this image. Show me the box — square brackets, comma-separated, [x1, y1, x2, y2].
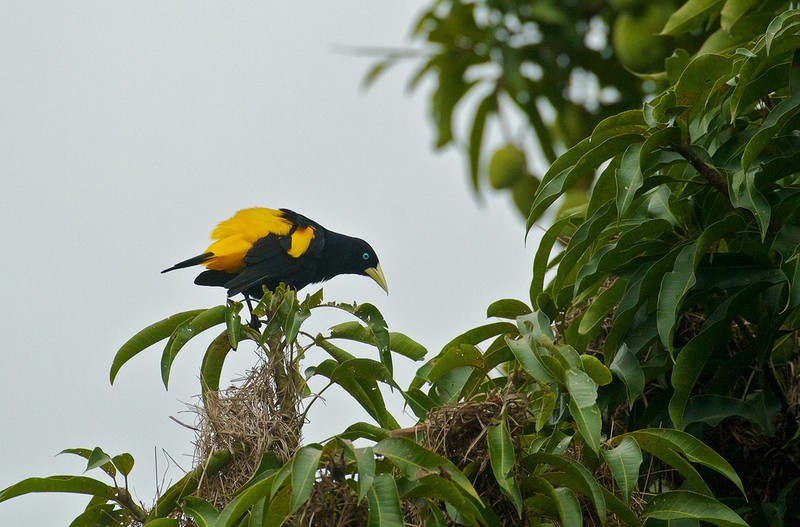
[411, 390, 530, 525]
[192, 349, 303, 509]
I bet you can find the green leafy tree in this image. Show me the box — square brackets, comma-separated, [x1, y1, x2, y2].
[3, 1, 800, 526]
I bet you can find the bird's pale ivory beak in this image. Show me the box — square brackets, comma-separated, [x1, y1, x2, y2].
[365, 264, 388, 294]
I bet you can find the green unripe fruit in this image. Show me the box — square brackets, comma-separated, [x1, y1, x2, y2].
[489, 144, 527, 189]
[612, 2, 674, 72]
[511, 175, 540, 217]
[609, 0, 646, 12]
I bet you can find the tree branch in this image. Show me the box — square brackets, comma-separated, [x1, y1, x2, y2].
[670, 143, 729, 197]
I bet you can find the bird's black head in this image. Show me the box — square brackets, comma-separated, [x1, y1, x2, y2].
[324, 233, 388, 293]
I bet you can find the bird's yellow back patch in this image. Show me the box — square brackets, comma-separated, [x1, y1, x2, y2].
[202, 208, 294, 271]
[288, 226, 316, 257]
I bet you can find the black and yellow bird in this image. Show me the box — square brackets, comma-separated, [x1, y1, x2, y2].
[162, 207, 388, 301]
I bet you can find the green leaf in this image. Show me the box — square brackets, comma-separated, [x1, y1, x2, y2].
[600, 438, 642, 504]
[366, 474, 404, 527]
[330, 322, 427, 362]
[388, 332, 427, 361]
[625, 429, 745, 496]
[402, 387, 437, 419]
[142, 520, 180, 527]
[730, 171, 772, 241]
[224, 300, 243, 349]
[486, 299, 532, 320]
[111, 453, 134, 477]
[355, 446, 376, 503]
[308, 358, 399, 429]
[565, 368, 598, 408]
[374, 437, 481, 503]
[414, 474, 491, 527]
[669, 284, 773, 428]
[283, 299, 310, 345]
[599, 487, 644, 527]
[720, 0, 760, 30]
[550, 203, 616, 300]
[525, 452, 606, 522]
[440, 322, 518, 353]
[577, 280, 626, 339]
[642, 490, 748, 526]
[200, 331, 234, 399]
[684, 394, 771, 430]
[263, 486, 291, 527]
[468, 94, 497, 193]
[148, 447, 233, 521]
[181, 496, 219, 527]
[427, 344, 484, 382]
[528, 135, 641, 228]
[161, 306, 227, 388]
[674, 54, 734, 114]
[661, 0, 726, 36]
[506, 336, 555, 383]
[0, 476, 116, 503]
[340, 422, 390, 442]
[85, 447, 114, 476]
[337, 358, 394, 384]
[110, 309, 206, 384]
[742, 95, 800, 172]
[530, 477, 583, 527]
[579, 355, 612, 386]
[590, 110, 648, 145]
[531, 216, 575, 304]
[609, 344, 646, 405]
[487, 419, 523, 516]
[657, 214, 745, 351]
[616, 142, 645, 219]
[568, 398, 602, 454]
[290, 445, 323, 514]
[214, 472, 277, 527]
[58, 448, 116, 480]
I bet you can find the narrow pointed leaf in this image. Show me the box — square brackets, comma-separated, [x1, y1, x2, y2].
[374, 437, 481, 502]
[625, 428, 744, 495]
[0, 476, 116, 503]
[531, 477, 582, 527]
[181, 496, 219, 527]
[85, 447, 114, 475]
[642, 490, 748, 526]
[468, 95, 496, 192]
[224, 301, 243, 349]
[355, 446, 376, 503]
[290, 445, 323, 514]
[200, 331, 234, 399]
[161, 306, 227, 388]
[609, 344, 646, 405]
[525, 452, 606, 522]
[367, 474, 404, 527]
[488, 419, 523, 515]
[214, 473, 277, 527]
[742, 95, 800, 172]
[427, 344, 484, 382]
[110, 309, 206, 384]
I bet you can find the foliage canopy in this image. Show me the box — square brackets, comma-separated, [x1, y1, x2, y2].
[3, 1, 800, 526]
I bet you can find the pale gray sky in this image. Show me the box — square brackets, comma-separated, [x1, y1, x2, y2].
[0, 3, 538, 524]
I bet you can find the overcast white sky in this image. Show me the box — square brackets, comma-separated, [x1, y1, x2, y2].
[0, 3, 539, 524]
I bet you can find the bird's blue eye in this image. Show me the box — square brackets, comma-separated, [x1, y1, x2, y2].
[362, 252, 370, 260]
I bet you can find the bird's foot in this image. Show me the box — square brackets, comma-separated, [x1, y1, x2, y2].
[248, 316, 262, 330]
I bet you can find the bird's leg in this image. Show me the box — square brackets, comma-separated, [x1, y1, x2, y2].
[245, 297, 262, 330]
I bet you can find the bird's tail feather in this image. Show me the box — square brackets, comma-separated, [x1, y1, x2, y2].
[161, 252, 214, 273]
